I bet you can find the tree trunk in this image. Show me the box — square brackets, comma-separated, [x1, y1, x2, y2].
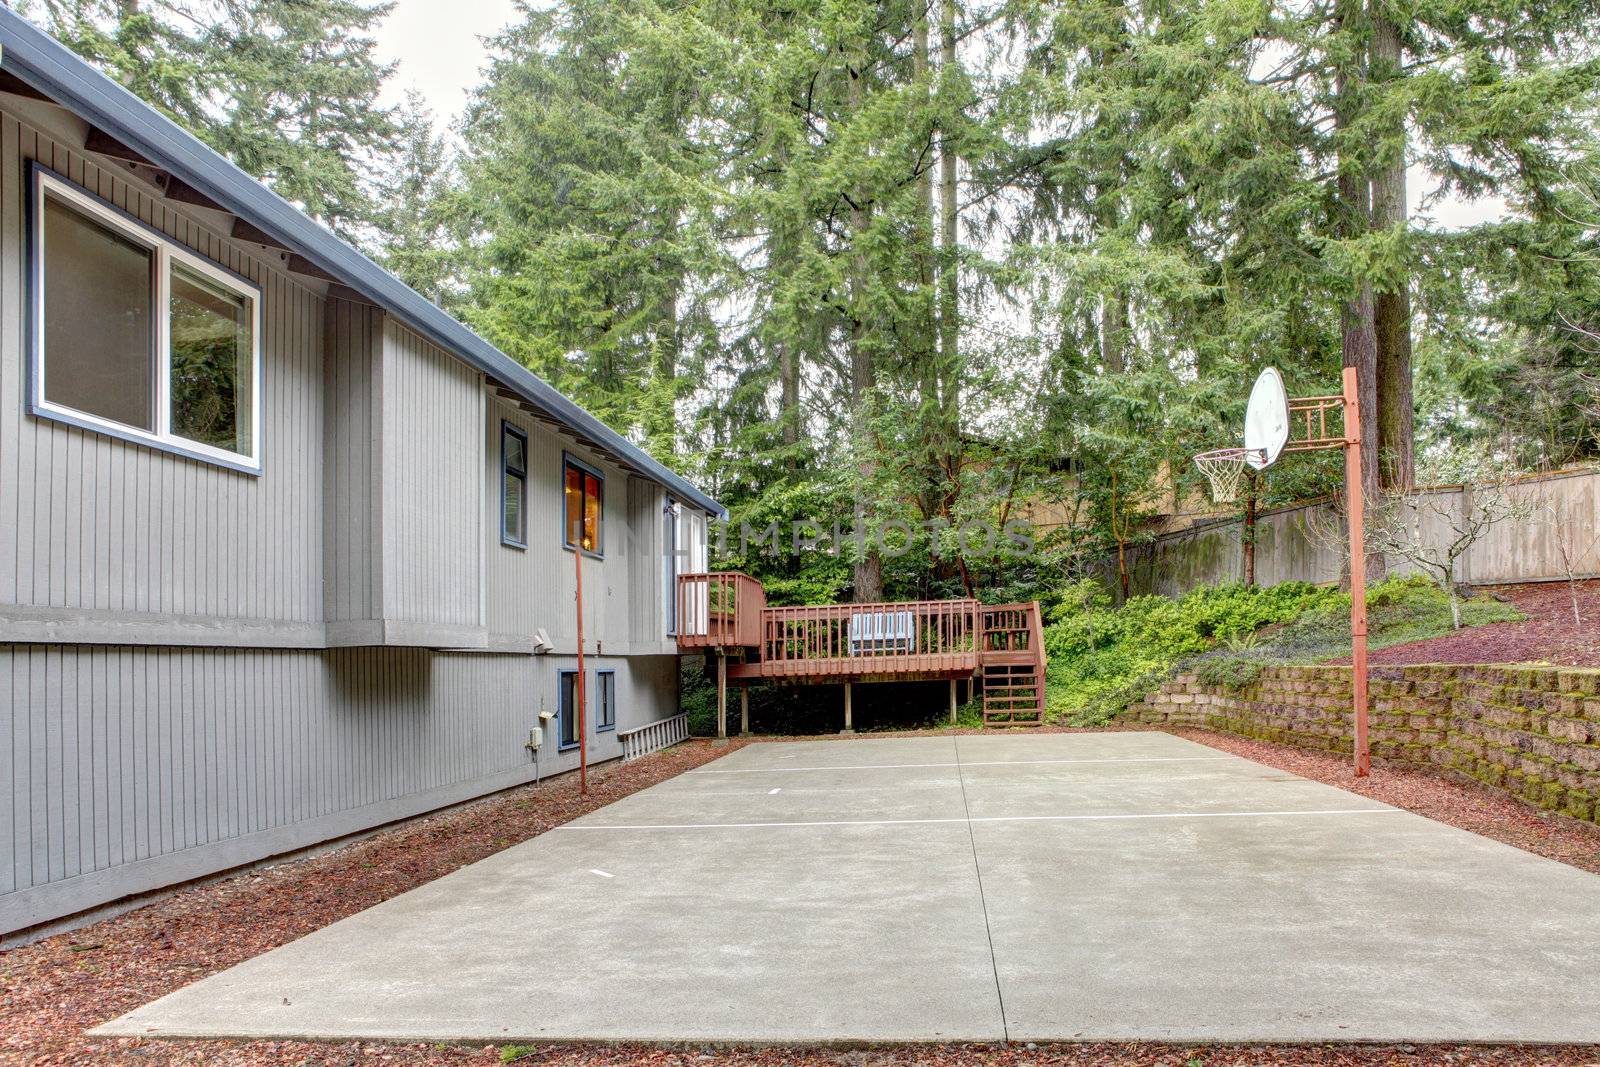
[1101, 291, 1129, 374]
[648, 271, 679, 460]
[779, 340, 800, 453]
[938, 0, 961, 448]
[847, 38, 883, 604]
[1242, 470, 1257, 587]
[1371, 13, 1415, 491]
[1334, 0, 1387, 584]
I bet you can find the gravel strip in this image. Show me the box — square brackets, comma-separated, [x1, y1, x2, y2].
[5, 733, 1600, 1066]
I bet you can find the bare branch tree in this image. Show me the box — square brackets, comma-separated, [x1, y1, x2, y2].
[1365, 456, 1538, 629]
[1538, 488, 1600, 626]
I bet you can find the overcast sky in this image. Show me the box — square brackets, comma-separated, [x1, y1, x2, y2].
[371, 0, 1506, 229]
[374, 0, 522, 126]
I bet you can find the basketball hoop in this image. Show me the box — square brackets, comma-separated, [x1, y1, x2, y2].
[1193, 447, 1263, 503]
[1194, 365, 1374, 779]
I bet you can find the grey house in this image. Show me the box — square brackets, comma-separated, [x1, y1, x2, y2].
[0, 10, 719, 938]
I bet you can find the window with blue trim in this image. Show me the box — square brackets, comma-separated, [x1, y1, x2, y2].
[558, 670, 579, 750]
[501, 422, 528, 547]
[563, 454, 604, 556]
[596, 670, 616, 731]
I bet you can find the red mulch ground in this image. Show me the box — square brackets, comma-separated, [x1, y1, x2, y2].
[1362, 580, 1600, 667]
[5, 734, 1600, 1067]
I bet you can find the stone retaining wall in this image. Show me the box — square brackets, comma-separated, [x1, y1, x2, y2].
[1126, 664, 1600, 824]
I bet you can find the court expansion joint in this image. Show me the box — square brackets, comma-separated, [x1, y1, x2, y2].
[952, 737, 1010, 1042]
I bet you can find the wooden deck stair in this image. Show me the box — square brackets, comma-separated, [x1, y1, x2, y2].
[979, 603, 1047, 728]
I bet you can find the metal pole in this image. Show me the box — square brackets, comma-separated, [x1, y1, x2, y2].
[575, 545, 588, 794]
[1343, 366, 1371, 777]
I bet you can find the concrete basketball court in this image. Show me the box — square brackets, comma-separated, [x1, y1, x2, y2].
[95, 732, 1600, 1045]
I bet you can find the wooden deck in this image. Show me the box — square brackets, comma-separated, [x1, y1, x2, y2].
[676, 573, 1046, 728]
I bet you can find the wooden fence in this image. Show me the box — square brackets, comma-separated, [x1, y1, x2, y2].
[1100, 466, 1600, 599]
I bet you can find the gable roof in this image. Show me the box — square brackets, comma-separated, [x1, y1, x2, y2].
[0, 7, 723, 518]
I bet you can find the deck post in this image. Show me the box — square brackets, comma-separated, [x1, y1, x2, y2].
[949, 678, 958, 724]
[740, 688, 750, 737]
[843, 682, 853, 733]
[717, 652, 727, 740]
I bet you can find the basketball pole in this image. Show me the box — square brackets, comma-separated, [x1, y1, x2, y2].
[575, 544, 589, 795]
[1342, 366, 1371, 778]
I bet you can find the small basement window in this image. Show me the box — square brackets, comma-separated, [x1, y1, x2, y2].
[563, 454, 604, 556]
[501, 422, 528, 547]
[29, 165, 262, 471]
[596, 670, 616, 731]
[558, 670, 580, 750]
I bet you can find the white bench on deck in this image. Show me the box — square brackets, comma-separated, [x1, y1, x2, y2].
[849, 610, 916, 656]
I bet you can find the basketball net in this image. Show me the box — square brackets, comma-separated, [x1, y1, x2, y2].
[1193, 447, 1263, 504]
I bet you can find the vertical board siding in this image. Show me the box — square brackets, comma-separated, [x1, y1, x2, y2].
[381, 322, 481, 629]
[0, 644, 681, 932]
[484, 398, 647, 649]
[322, 299, 381, 623]
[0, 114, 325, 625]
[627, 477, 665, 643]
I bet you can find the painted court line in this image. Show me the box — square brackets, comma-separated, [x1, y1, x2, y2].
[692, 755, 1238, 775]
[562, 807, 1402, 832]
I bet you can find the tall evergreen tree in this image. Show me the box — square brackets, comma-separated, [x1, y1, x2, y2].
[377, 92, 459, 304]
[24, 0, 402, 242]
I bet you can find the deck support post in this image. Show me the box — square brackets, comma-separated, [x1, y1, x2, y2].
[949, 678, 958, 724]
[740, 688, 750, 737]
[716, 652, 727, 740]
[843, 682, 854, 734]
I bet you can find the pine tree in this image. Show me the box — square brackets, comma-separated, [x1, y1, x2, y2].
[23, 0, 401, 242]
[454, 0, 730, 459]
[376, 93, 459, 305]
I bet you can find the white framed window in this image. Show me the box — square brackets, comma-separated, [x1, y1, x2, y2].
[27, 163, 263, 473]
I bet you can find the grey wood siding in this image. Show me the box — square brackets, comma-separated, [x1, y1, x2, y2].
[379, 322, 483, 641]
[0, 100, 696, 937]
[483, 398, 677, 656]
[0, 643, 680, 934]
[0, 111, 325, 645]
[322, 298, 383, 627]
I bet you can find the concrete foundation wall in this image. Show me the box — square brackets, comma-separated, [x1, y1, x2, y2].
[1127, 663, 1600, 825]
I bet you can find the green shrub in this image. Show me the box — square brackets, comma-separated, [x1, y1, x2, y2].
[1194, 656, 1265, 690]
[1041, 575, 1520, 726]
[1044, 581, 1332, 725]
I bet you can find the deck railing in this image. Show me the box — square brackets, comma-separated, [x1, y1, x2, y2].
[980, 601, 1046, 659]
[618, 712, 690, 761]
[762, 599, 980, 668]
[676, 572, 767, 649]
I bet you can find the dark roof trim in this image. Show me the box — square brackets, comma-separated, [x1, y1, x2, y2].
[0, 8, 724, 518]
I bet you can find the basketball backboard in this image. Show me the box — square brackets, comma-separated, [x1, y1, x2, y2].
[1244, 367, 1289, 470]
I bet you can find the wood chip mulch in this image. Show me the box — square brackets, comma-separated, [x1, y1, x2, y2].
[1353, 580, 1600, 668]
[5, 735, 1600, 1066]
